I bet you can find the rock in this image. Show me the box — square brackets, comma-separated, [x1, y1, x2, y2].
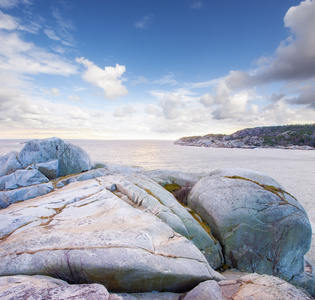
[188, 168, 312, 281]
[17, 137, 91, 177]
[0, 169, 49, 190]
[183, 280, 226, 300]
[218, 273, 313, 299]
[0, 179, 223, 293]
[0, 182, 54, 208]
[0, 275, 109, 300]
[36, 160, 59, 179]
[114, 292, 182, 299]
[99, 173, 224, 269]
[0, 151, 23, 177]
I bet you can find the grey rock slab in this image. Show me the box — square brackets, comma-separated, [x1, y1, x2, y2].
[17, 137, 91, 177]
[0, 179, 223, 293]
[0, 275, 109, 300]
[0, 169, 49, 190]
[99, 174, 224, 269]
[183, 280, 226, 300]
[36, 160, 59, 179]
[114, 292, 182, 299]
[0, 182, 54, 209]
[0, 151, 23, 177]
[188, 168, 312, 281]
[219, 273, 313, 300]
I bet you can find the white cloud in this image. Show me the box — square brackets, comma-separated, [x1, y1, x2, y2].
[226, 0, 315, 90]
[135, 14, 154, 29]
[159, 93, 183, 119]
[0, 31, 77, 75]
[152, 74, 178, 85]
[44, 28, 60, 41]
[0, 10, 19, 30]
[113, 104, 138, 118]
[76, 57, 129, 99]
[50, 88, 60, 96]
[68, 108, 90, 120]
[144, 104, 160, 116]
[191, 1, 203, 10]
[68, 95, 82, 102]
[0, 0, 31, 9]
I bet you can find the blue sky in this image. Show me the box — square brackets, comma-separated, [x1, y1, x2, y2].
[0, 0, 314, 140]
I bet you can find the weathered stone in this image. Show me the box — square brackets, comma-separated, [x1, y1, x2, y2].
[0, 169, 49, 190]
[36, 160, 59, 179]
[0, 275, 109, 300]
[99, 173, 224, 269]
[188, 168, 312, 281]
[0, 182, 54, 208]
[183, 280, 226, 300]
[218, 273, 313, 300]
[0, 179, 223, 293]
[17, 137, 91, 177]
[114, 292, 182, 299]
[0, 151, 22, 177]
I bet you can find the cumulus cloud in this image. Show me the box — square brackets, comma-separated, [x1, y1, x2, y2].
[159, 93, 183, 119]
[135, 14, 154, 29]
[226, 0, 315, 90]
[76, 57, 128, 99]
[113, 104, 138, 117]
[144, 104, 160, 116]
[289, 87, 315, 108]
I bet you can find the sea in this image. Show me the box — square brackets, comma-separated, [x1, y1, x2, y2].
[1, 139, 315, 262]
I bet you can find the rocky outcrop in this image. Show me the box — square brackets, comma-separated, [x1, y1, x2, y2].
[188, 168, 312, 286]
[175, 124, 315, 149]
[0, 137, 314, 298]
[0, 275, 109, 300]
[18, 137, 91, 178]
[0, 178, 223, 293]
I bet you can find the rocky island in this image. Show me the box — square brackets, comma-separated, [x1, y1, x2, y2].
[175, 124, 315, 149]
[0, 137, 314, 299]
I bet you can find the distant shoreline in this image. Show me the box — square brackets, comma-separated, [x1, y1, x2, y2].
[174, 124, 315, 150]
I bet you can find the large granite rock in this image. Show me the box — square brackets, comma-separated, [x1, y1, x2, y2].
[0, 178, 223, 293]
[17, 137, 91, 178]
[188, 168, 312, 281]
[0, 169, 49, 190]
[0, 182, 54, 209]
[0, 275, 109, 300]
[0, 151, 23, 177]
[99, 173, 223, 269]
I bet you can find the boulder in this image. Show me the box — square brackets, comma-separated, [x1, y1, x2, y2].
[0, 179, 223, 293]
[99, 173, 224, 269]
[36, 160, 59, 179]
[183, 280, 226, 300]
[0, 275, 109, 300]
[218, 273, 313, 300]
[17, 137, 91, 177]
[0, 151, 22, 177]
[188, 168, 312, 281]
[0, 182, 54, 209]
[0, 169, 49, 190]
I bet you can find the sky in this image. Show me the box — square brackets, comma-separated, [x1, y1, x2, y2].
[0, 0, 314, 140]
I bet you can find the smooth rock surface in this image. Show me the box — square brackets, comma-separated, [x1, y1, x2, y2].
[183, 280, 226, 300]
[0, 182, 54, 209]
[17, 137, 91, 177]
[0, 275, 109, 300]
[218, 273, 313, 300]
[0, 178, 223, 293]
[0, 151, 22, 177]
[0, 169, 49, 190]
[99, 173, 223, 269]
[188, 168, 312, 280]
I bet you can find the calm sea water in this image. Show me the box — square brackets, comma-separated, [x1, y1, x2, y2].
[1, 139, 315, 261]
